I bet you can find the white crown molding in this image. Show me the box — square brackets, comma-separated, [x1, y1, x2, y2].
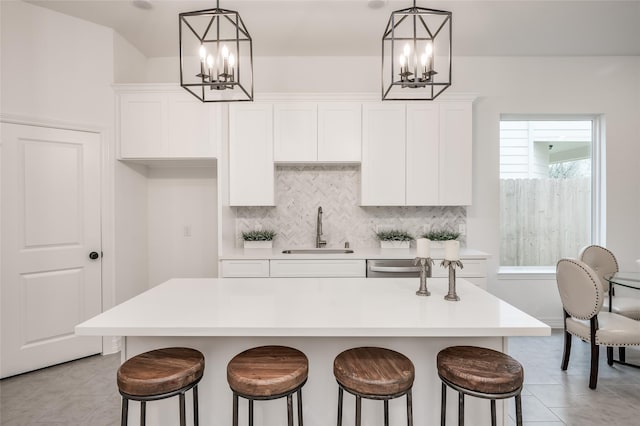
[0, 113, 106, 134]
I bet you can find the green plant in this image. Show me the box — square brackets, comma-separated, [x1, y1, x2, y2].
[375, 230, 413, 241]
[422, 229, 460, 241]
[242, 230, 276, 241]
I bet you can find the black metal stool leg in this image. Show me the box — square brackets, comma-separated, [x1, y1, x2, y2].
[337, 387, 344, 426]
[406, 390, 413, 426]
[441, 382, 446, 426]
[297, 389, 303, 426]
[179, 393, 186, 426]
[490, 399, 496, 426]
[287, 394, 294, 426]
[383, 400, 389, 426]
[249, 399, 254, 426]
[355, 395, 362, 426]
[140, 401, 146, 426]
[515, 394, 523, 426]
[233, 393, 239, 426]
[193, 386, 199, 426]
[121, 397, 129, 426]
[458, 392, 464, 426]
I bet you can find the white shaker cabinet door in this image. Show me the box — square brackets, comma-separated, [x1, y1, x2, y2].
[229, 103, 275, 206]
[273, 103, 317, 162]
[439, 101, 472, 205]
[361, 103, 406, 206]
[119, 93, 168, 158]
[167, 92, 219, 158]
[406, 103, 439, 206]
[318, 102, 362, 162]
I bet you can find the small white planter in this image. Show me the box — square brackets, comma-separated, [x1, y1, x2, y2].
[243, 240, 273, 249]
[380, 240, 411, 249]
[429, 241, 445, 249]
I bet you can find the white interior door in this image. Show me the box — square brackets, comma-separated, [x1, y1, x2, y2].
[1, 123, 102, 378]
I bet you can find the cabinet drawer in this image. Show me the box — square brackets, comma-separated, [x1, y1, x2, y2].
[221, 260, 269, 278]
[270, 260, 366, 278]
[431, 259, 486, 278]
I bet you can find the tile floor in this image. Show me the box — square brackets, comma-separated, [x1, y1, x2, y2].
[2, 331, 640, 425]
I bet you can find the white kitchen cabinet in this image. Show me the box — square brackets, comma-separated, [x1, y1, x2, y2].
[273, 102, 361, 163]
[274, 103, 317, 162]
[361, 100, 473, 206]
[221, 260, 270, 278]
[270, 259, 366, 278]
[361, 103, 406, 206]
[438, 102, 473, 205]
[317, 103, 362, 162]
[431, 258, 487, 289]
[406, 103, 439, 205]
[229, 103, 275, 206]
[118, 89, 219, 159]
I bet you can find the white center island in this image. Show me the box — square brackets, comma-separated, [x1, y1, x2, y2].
[76, 277, 550, 426]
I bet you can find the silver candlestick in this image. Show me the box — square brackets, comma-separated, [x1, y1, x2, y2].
[413, 257, 433, 296]
[441, 259, 464, 301]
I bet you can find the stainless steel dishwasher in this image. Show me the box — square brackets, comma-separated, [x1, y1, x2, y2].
[366, 259, 421, 278]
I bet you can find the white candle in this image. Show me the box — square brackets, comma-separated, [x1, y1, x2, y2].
[444, 240, 460, 261]
[417, 238, 431, 258]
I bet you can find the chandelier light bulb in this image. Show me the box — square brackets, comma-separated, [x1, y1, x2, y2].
[206, 54, 214, 69]
[221, 45, 229, 59]
[399, 54, 406, 67]
[420, 53, 427, 66]
[425, 42, 433, 57]
[228, 53, 235, 68]
[403, 43, 411, 57]
[199, 45, 207, 61]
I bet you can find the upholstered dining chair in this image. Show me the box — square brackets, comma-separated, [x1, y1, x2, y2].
[580, 245, 640, 363]
[556, 258, 640, 389]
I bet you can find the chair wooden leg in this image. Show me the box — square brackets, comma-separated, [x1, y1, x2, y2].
[607, 347, 614, 366]
[619, 347, 626, 363]
[589, 341, 600, 389]
[561, 330, 572, 370]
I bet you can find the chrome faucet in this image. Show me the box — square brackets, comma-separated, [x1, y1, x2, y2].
[316, 206, 327, 248]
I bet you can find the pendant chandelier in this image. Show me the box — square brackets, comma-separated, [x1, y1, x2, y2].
[382, 0, 452, 101]
[179, 0, 253, 102]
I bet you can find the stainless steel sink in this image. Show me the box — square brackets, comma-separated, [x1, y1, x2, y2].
[282, 249, 354, 254]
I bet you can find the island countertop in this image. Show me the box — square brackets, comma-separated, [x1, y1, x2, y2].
[75, 277, 549, 338]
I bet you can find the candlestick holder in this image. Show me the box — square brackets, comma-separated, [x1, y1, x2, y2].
[413, 257, 433, 296]
[441, 259, 464, 301]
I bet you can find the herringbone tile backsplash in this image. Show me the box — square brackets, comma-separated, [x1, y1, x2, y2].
[235, 165, 466, 248]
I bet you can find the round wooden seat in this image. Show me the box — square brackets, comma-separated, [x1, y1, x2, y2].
[117, 347, 205, 397]
[227, 345, 309, 398]
[334, 347, 415, 397]
[437, 346, 523, 395]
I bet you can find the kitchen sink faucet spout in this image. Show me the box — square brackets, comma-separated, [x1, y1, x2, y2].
[316, 206, 327, 248]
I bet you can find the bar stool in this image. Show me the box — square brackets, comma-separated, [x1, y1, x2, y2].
[227, 345, 308, 426]
[117, 347, 205, 426]
[437, 346, 524, 426]
[333, 347, 415, 426]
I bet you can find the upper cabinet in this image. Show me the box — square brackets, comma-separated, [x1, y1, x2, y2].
[361, 100, 473, 206]
[273, 102, 361, 163]
[117, 87, 220, 160]
[229, 103, 275, 206]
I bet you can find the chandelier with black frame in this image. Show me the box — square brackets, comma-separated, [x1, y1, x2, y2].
[179, 0, 253, 102]
[382, 0, 452, 101]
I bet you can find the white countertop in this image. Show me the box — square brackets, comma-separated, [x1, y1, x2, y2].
[220, 247, 490, 260]
[76, 277, 548, 338]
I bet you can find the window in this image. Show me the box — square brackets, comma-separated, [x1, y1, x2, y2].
[499, 117, 603, 268]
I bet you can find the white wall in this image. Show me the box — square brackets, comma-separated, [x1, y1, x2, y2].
[113, 32, 147, 83]
[147, 167, 218, 287]
[141, 54, 640, 325]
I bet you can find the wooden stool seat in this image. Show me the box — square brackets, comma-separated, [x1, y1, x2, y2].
[117, 347, 205, 397]
[227, 345, 309, 398]
[334, 347, 415, 397]
[437, 346, 524, 395]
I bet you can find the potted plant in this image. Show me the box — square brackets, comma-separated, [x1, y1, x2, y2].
[242, 230, 276, 249]
[422, 228, 460, 248]
[376, 230, 413, 249]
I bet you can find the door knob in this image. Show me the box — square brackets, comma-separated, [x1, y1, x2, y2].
[89, 251, 100, 260]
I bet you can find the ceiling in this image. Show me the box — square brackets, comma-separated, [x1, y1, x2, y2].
[25, 0, 640, 58]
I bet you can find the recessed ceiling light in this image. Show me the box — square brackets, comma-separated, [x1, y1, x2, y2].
[368, 0, 386, 9]
[132, 0, 153, 10]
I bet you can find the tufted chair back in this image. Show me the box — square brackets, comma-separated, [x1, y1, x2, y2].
[579, 245, 618, 293]
[556, 258, 604, 320]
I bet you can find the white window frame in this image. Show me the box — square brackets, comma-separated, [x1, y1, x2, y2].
[497, 114, 605, 277]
